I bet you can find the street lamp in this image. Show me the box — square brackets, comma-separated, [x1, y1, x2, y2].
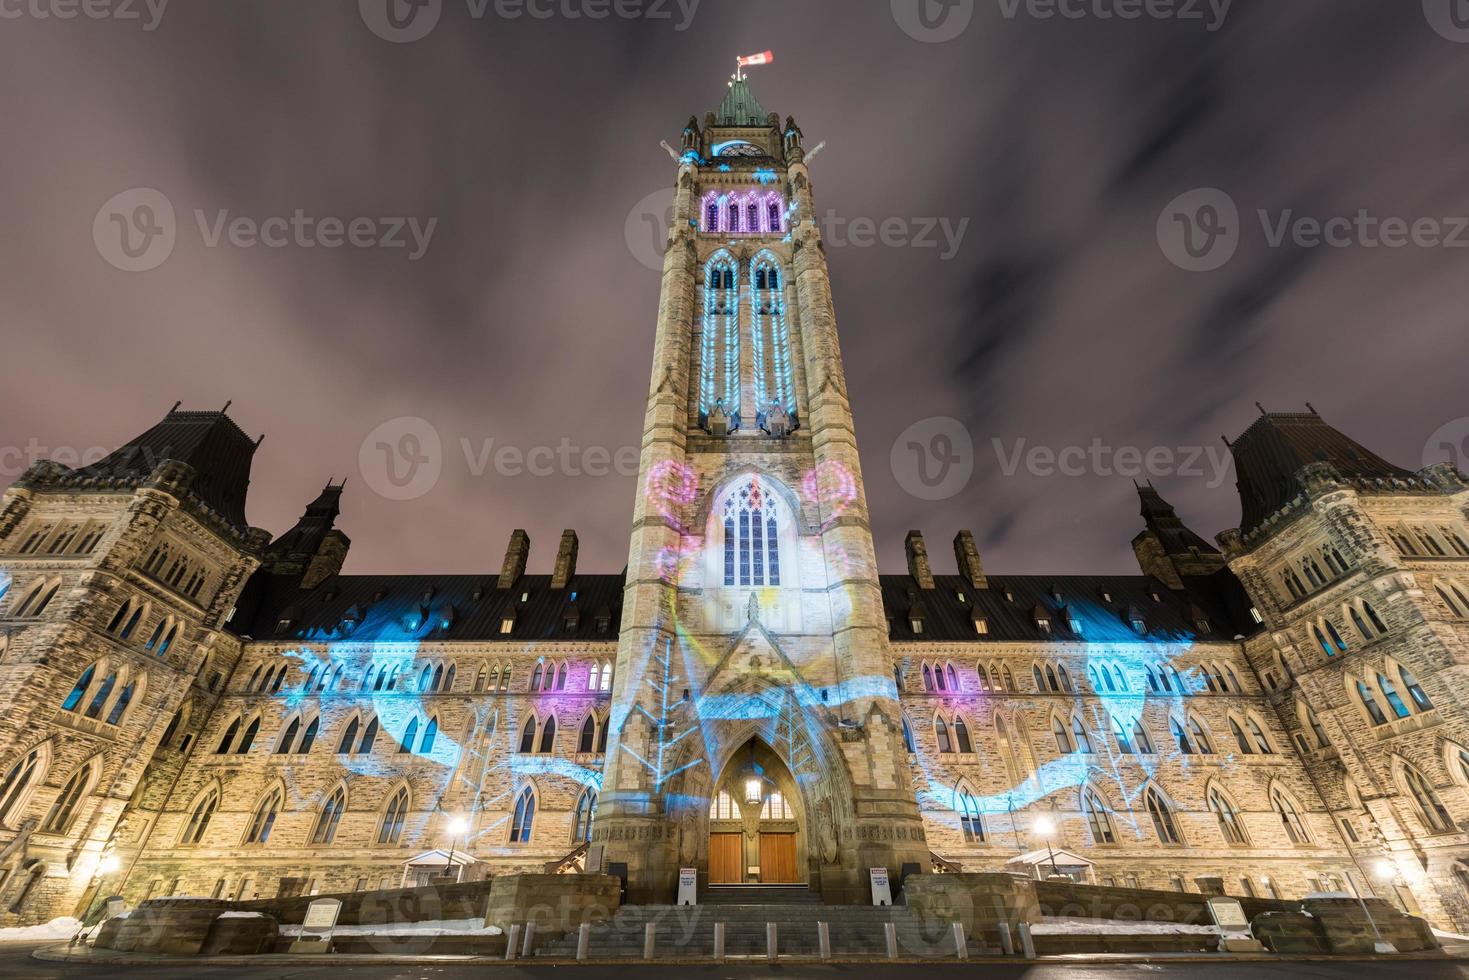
[1346, 859, 1397, 954]
[1033, 816, 1061, 880]
[445, 816, 470, 881]
[97, 856, 120, 876]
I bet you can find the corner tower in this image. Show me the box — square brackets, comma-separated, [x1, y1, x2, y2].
[594, 70, 928, 902]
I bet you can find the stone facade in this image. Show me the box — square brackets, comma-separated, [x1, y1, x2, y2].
[0, 78, 1467, 932]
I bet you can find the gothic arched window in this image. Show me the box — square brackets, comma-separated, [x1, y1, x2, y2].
[0, 747, 44, 827]
[1210, 788, 1249, 845]
[510, 787, 536, 844]
[723, 478, 782, 587]
[700, 252, 741, 420]
[244, 788, 282, 845]
[379, 787, 410, 844]
[957, 789, 984, 842]
[312, 788, 346, 845]
[1145, 787, 1182, 844]
[181, 789, 217, 845]
[572, 788, 596, 843]
[750, 252, 795, 420]
[1082, 789, 1116, 844]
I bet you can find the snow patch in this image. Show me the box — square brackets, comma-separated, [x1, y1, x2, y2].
[0, 916, 83, 942]
[218, 912, 268, 920]
[280, 916, 501, 938]
[1030, 916, 1219, 936]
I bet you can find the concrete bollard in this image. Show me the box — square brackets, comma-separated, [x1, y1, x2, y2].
[1018, 921, 1036, 959]
[504, 924, 520, 961]
[998, 921, 1014, 956]
[767, 922, 778, 961]
[576, 923, 590, 961]
[953, 922, 968, 960]
[818, 921, 831, 960]
[885, 921, 898, 959]
[520, 922, 536, 959]
[644, 921, 656, 960]
[713, 922, 725, 960]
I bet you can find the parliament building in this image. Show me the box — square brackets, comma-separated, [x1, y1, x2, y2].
[2, 76, 1469, 931]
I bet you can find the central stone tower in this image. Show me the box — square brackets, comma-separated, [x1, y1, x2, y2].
[593, 71, 928, 903]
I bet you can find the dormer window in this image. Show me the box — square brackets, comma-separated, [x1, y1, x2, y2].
[500, 613, 516, 635]
[1069, 616, 1083, 635]
[1036, 617, 1050, 633]
[1150, 591, 1162, 602]
[910, 618, 924, 634]
[595, 610, 612, 633]
[956, 590, 968, 604]
[973, 616, 989, 635]
[1100, 590, 1113, 603]
[520, 592, 531, 603]
[1131, 618, 1146, 634]
[1250, 607, 1264, 624]
[564, 609, 581, 632]
[1003, 587, 1015, 602]
[569, 591, 578, 602]
[275, 617, 294, 634]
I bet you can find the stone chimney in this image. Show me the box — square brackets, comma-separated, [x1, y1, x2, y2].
[551, 530, 579, 589]
[953, 530, 987, 589]
[498, 529, 530, 589]
[905, 531, 935, 589]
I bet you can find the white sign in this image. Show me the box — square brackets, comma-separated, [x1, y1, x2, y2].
[303, 898, 343, 930]
[677, 868, 698, 907]
[870, 867, 892, 907]
[1206, 897, 1249, 932]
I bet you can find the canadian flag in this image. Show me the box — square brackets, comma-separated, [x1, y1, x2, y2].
[737, 51, 774, 68]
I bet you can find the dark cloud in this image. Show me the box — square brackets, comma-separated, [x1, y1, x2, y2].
[0, 0, 1463, 578]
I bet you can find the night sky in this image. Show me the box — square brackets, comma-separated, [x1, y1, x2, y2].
[2, 1, 1465, 576]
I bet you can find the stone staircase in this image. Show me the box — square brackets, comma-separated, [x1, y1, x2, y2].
[535, 899, 999, 959]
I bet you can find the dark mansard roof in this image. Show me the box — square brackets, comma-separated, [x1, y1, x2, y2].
[75, 407, 259, 529]
[713, 76, 771, 127]
[880, 572, 1258, 645]
[1229, 409, 1419, 536]
[236, 572, 625, 644]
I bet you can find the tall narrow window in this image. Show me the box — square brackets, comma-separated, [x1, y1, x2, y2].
[519, 717, 537, 754]
[1399, 667, 1433, 712]
[104, 681, 135, 726]
[935, 718, 952, 753]
[1377, 673, 1411, 719]
[1083, 790, 1116, 844]
[0, 748, 43, 826]
[379, 787, 409, 844]
[723, 479, 781, 586]
[419, 717, 438, 754]
[83, 672, 118, 720]
[244, 789, 282, 845]
[1357, 679, 1388, 725]
[1210, 789, 1249, 844]
[578, 716, 597, 754]
[60, 665, 96, 712]
[181, 790, 217, 844]
[338, 718, 360, 754]
[1146, 787, 1181, 844]
[700, 252, 740, 420]
[1271, 788, 1310, 843]
[510, 788, 535, 844]
[398, 718, 419, 754]
[538, 716, 557, 754]
[1403, 765, 1453, 833]
[572, 789, 596, 843]
[954, 717, 973, 753]
[957, 790, 985, 842]
[277, 718, 301, 754]
[359, 717, 379, 754]
[312, 789, 346, 845]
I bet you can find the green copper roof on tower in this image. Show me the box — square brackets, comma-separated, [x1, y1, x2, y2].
[714, 76, 769, 127]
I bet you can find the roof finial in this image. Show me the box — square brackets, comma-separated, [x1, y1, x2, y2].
[1305, 402, 1317, 415]
[1221, 434, 1233, 449]
[169, 400, 182, 413]
[221, 400, 233, 413]
[1256, 401, 1267, 416]
[254, 433, 266, 448]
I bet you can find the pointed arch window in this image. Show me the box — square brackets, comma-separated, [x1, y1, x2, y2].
[572, 788, 597, 843]
[237, 717, 261, 753]
[379, 787, 410, 844]
[510, 787, 536, 844]
[1052, 716, 1074, 754]
[398, 718, 419, 754]
[1271, 788, 1311, 843]
[699, 251, 741, 419]
[1403, 763, 1453, 833]
[750, 252, 796, 417]
[419, 717, 438, 754]
[359, 717, 379, 754]
[1170, 718, 1193, 754]
[0, 747, 44, 826]
[83, 671, 118, 720]
[181, 789, 217, 844]
[957, 789, 985, 842]
[312, 788, 346, 845]
[216, 717, 242, 754]
[723, 479, 782, 587]
[761, 792, 793, 819]
[518, 717, 537, 754]
[1230, 718, 1253, 755]
[953, 717, 973, 753]
[1112, 716, 1134, 753]
[538, 716, 557, 754]
[1356, 679, 1388, 725]
[1145, 787, 1182, 844]
[1132, 718, 1155, 754]
[579, 716, 597, 754]
[1210, 788, 1249, 844]
[901, 716, 916, 753]
[1300, 702, 1331, 748]
[105, 681, 135, 726]
[1399, 666, 1432, 712]
[60, 665, 96, 712]
[241, 788, 282, 845]
[1376, 673, 1411, 719]
[277, 718, 301, 754]
[338, 718, 361, 754]
[41, 762, 92, 834]
[1083, 790, 1117, 844]
[935, 717, 953, 753]
[1188, 717, 1214, 754]
[1071, 717, 1093, 753]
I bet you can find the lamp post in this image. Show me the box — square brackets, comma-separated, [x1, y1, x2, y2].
[445, 816, 470, 882]
[1034, 816, 1061, 880]
[1342, 858, 1397, 954]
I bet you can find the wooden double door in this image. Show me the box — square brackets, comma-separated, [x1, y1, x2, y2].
[708, 832, 800, 884]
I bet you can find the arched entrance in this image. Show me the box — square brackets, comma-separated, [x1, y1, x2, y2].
[706, 738, 805, 885]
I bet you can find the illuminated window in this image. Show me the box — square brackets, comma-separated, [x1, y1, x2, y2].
[957, 790, 985, 842]
[761, 792, 793, 820]
[1072, 717, 1093, 753]
[312, 788, 346, 845]
[1271, 788, 1311, 843]
[1399, 666, 1432, 711]
[1402, 764, 1453, 833]
[243, 788, 282, 845]
[723, 479, 781, 587]
[1355, 679, 1388, 726]
[379, 787, 410, 844]
[710, 791, 738, 820]
[181, 790, 217, 845]
[509, 788, 536, 844]
[1376, 673, 1411, 719]
[0, 747, 43, 827]
[1210, 789, 1249, 845]
[1083, 790, 1116, 844]
[572, 789, 597, 843]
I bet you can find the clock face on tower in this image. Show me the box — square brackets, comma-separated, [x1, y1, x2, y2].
[717, 141, 766, 158]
